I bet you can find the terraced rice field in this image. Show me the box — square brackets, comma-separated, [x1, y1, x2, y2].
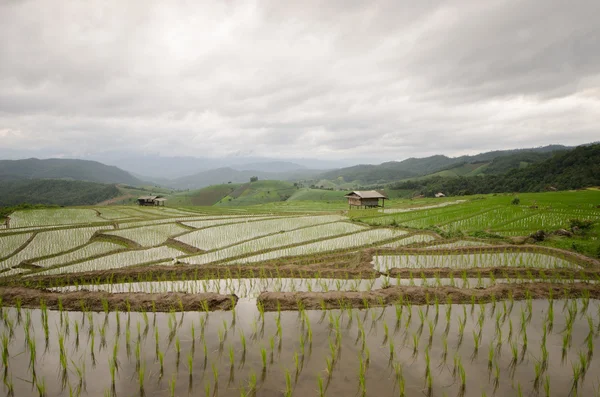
[0, 192, 599, 397]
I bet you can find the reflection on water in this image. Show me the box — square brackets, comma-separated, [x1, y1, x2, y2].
[1, 297, 598, 396]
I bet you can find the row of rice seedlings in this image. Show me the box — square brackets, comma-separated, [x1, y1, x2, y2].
[45, 264, 600, 302]
[104, 223, 192, 247]
[32, 241, 125, 268]
[7, 209, 101, 228]
[35, 246, 185, 275]
[0, 233, 33, 259]
[0, 227, 109, 270]
[230, 229, 403, 264]
[0, 303, 596, 394]
[373, 250, 578, 272]
[0, 285, 599, 396]
[176, 215, 345, 250]
[180, 215, 289, 230]
[182, 221, 369, 265]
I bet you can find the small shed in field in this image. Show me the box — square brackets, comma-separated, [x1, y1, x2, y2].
[344, 191, 388, 209]
[435, 192, 446, 198]
[137, 196, 166, 206]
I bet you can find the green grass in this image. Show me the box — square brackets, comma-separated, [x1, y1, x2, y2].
[216, 180, 298, 206]
[167, 184, 242, 206]
[354, 190, 600, 258]
[287, 188, 347, 202]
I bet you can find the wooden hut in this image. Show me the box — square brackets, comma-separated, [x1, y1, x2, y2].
[137, 196, 166, 206]
[344, 191, 388, 209]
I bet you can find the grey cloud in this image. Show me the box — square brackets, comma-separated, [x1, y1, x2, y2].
[0, 0, 598, 162]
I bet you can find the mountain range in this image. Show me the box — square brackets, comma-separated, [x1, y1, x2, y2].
[2, 143, 598, 207]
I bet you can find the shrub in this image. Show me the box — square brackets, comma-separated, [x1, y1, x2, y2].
[511, 197, 520, 205]
[569, 218, 594, 230]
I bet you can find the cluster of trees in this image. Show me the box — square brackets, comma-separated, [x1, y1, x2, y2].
[390, 144, 600, 196]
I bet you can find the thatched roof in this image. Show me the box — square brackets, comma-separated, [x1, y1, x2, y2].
[344, 190, 388, 199]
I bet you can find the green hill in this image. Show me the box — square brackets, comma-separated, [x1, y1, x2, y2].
[391, 144, 600, 196]
[216, 180, 298, 206]
[0, 158, 142, 185]
[319, 145, 568, 185]
[0, 179, 121, 206]
[167, 184, 242, 206]
[287, 188, 347, 202]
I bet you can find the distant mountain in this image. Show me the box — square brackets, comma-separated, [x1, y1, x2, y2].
[91, 154, 346, 179]
[0, 179, 121, 206]
[319, 145, 570, 185]
[232, 161, 306, 173]
[0, 158, 143, 185]
[170, 167, 322, 190]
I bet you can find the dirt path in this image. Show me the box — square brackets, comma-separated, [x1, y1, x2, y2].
[96, 194, 133, 206]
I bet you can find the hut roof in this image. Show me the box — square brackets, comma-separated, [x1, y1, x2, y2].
[344, 190, 388, 199]
[138, 196, 159, 200]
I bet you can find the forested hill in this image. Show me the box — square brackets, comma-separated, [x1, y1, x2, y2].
[390, 144, 600, 196]
[0, 179, 121, 206]
[0, 158, 142, 185]
[318, 145, 568, 184]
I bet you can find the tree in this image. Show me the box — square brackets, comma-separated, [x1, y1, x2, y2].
[250, 176, 258, 182]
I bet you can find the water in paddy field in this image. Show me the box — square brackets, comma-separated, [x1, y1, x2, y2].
[1, 299, 599, 396]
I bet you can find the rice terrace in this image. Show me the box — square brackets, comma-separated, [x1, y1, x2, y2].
[0, 189, 599, 397]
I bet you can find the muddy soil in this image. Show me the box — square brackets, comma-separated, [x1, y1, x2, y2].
[0, 286, 236, 312]
[257, 282, 600, 310]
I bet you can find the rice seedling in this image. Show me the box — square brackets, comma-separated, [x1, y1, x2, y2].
[441, 334, 448, 364]
[169, 374, 176, 397]
[412, 332, 419, 357]
[284, 369, 293, 397]
[458, 357, 466, 397]
[317, 374, 324, 397]
[487, 342, 494, 373]
[35, 376, 46, 397]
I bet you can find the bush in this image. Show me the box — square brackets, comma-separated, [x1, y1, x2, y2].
[511, 197, 520, 205]
[469, 230, 505, 239]
[569, 218, 594, 230]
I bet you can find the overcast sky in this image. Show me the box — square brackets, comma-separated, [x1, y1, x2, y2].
[0, 0, 598, 164]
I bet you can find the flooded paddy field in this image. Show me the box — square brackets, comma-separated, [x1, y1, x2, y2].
[1, 202, 600, 396]
[1, 297, 599, 397]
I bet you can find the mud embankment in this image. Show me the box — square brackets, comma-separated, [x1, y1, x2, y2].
[257, 282, 600, 311]
[0, 287, 236, 312]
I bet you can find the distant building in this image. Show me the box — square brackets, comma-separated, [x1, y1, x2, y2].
[137, 196, 167, 206]
[344, 191, 388, 209]
[434, 192, 446, 198]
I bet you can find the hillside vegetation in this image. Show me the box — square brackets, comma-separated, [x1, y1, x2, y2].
[0, 179, 121, 206]
[216, 180, 298, 206]
[319, 145, 567, 185]
[390, 144, 600, 196]
[167, 184, 242, 206]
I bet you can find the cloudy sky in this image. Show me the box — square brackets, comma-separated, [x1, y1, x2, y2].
[0, 0, 598, 164]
